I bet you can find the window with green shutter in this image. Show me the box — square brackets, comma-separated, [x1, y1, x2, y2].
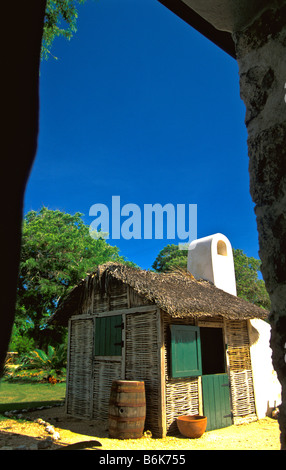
[170, 325, 202, 378]
[94, 315, 122, 356]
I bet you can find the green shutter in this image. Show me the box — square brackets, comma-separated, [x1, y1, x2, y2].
[170, 325, 202, 378]
[95, 315, 122, 356]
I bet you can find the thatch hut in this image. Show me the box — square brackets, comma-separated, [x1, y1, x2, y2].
[50, 250, 280, 437]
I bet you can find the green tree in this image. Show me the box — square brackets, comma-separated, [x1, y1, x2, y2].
[151, 244, 188, 272]
[152, 244, 270, 310]
[233, 248, 270, 310]
[8, 315, 35, 358]
[15, 207, 132, 348]
[42, 0, 87, 60]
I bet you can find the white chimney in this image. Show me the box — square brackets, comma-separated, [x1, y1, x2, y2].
[187, 233, 237, 296]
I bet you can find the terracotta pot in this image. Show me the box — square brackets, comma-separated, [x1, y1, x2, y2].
[177, 415, 207, 438]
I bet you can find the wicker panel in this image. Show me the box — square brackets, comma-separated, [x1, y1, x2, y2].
[165, 379, 199, 434]
[225, 320, 256, 422]
[66, 318, 94, 418]
[229, 370, 257, 424]
[109, 282, 128, 311]
[128, 286, 152, 307]
[110, 292, 129, 310]
[198, 316, 224, 327]
[92, 292, 110, 314]
[79, 274, 129, 315]
[125, 311, 161, 436]
[80, 274, 97, 315]
[92, 361, 122, 419]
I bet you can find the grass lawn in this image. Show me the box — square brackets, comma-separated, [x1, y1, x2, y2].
[0, 380, 66, 414]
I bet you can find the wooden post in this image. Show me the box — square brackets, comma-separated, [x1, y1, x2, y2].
[157, 309, 167, 437]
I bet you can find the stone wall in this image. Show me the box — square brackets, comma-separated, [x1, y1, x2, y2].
[233, 3, 286, 448]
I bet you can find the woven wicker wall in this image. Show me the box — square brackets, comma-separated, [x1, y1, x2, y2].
[125, 310, 162, 437]
[92, 360, 122, 420]
[165, 378, 200, 435]
[225, 320, 257, 424]
[128, 286, 152, 307]
[79, 275, 129, 316]
[66, 318, 94, 418]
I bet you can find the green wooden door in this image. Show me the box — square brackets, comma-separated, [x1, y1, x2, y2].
[202, 374, 232, 431]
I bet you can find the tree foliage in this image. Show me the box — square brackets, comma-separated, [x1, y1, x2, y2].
[42, 0, 87, 60]
[151, 244, 188, 273]
[14, 207, 133, 348]
[233, 248, 270, 310]
[152, 244, 270, 310]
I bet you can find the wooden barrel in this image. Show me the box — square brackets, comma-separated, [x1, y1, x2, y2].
[108, 380, 146, 439]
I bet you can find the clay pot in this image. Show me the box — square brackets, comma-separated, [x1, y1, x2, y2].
[176, 415, 207, 438]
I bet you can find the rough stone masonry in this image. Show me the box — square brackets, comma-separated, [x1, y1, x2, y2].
[233, 2, 286, 449]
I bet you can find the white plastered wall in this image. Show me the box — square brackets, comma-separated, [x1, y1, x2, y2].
[248, 319, 281, 418]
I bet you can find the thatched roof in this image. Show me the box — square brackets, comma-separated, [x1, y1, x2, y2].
[49, 262, 268, 326]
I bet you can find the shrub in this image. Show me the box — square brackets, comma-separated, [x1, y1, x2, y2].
[15, 344, 67, 383]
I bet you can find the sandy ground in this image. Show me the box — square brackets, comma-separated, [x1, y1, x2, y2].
[0, 405, 281, 451]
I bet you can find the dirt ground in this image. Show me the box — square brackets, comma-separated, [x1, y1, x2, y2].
[0, 405, 281, 451]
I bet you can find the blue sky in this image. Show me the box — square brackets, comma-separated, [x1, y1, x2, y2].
[24, 0, 259, 270]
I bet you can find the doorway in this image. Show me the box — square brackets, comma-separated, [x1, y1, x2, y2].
[200, 327, 232, 431]
[200, 327, 225, 375]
